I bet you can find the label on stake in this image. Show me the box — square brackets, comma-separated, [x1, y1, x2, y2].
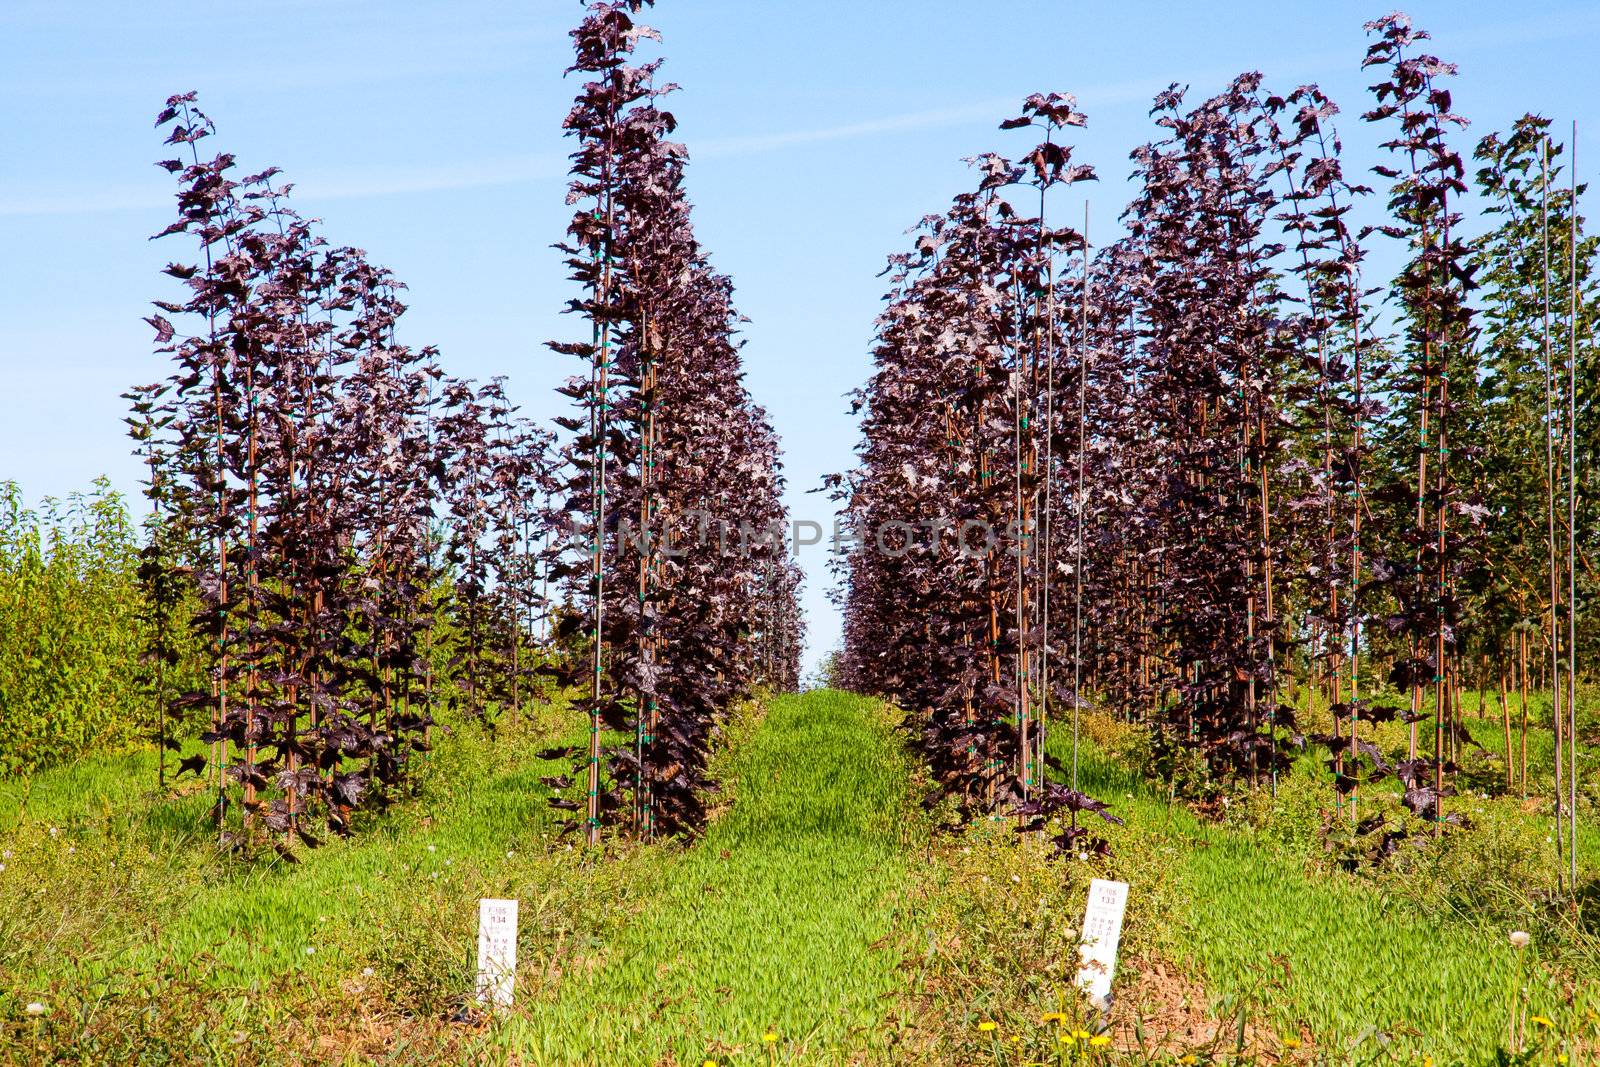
[1075, 878, 1128, 1009]
[476, 898, 518, 1010]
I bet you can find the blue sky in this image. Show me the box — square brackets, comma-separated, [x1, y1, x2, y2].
[3, 0, 1598, 674]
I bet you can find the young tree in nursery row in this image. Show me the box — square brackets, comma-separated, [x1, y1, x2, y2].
[840, 12, 1594, 865]
[837, 93, 1120, 857]
[546, 0, 803, 844]
[139, 95, 558, 854]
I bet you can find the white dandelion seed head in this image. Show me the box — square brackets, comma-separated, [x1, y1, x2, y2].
[24, 1002, 46, 1016]
[1509, 930, 1531, 949]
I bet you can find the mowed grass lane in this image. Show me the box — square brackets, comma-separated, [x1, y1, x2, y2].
[504, 689, 918, 1065]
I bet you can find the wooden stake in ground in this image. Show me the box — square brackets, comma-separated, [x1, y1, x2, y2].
[1519, 628, 1531, 798]
[1541, 135, 1566, 892]
[587, 224, 612, 849]
[1565, 121, 1579, 897]
[1499, 653, 1513, 792]
[1071, 204, 1090, 804]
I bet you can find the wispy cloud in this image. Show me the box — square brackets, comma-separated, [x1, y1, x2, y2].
[0, 86, 1149, 219]
[0, 152, 573, 218]
[298, 153, 571, 201]
[695, 99, 1020, 156]
[0, 2, 564, 100]
[692, 74, 1201, 159]
[7, 6, 1599, 221]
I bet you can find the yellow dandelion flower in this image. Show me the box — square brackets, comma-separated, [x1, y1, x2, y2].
[1042, 1012, 1068, 1023]
[1090, 1035, 1111, 1047]
[1283, 1036, 1301, 1049]
[1532, 1016, 1555, 1029]
[1180, 1057, 1197, 1066]
[703, 1061, 717, 1067]
[1556, 1056, 1568, 1066]
[1011, 1035, 1021, 1044]
[1073, 1029, 1092, 1040]
[978, 1020, 998, 1032]
[1423, 1057, 1433, 1067]
[1059, 1033, 1073, 1044]
[762, 1032, 778, 1044]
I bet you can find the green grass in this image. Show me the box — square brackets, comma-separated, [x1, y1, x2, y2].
[0, 742, 211, 837]
[0, 691, 924, 1065]
[0, 702, 601, 1063]
[1284, 682, 1599, 801]
[1057, 721, 1598, 1065]
[2, 706, 583, 985]
[3, 690, 1595, 1065]
[499, 689, 919, 1065]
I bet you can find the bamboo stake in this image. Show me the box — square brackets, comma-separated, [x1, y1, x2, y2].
[1434, 237, 1451, 834]
[1349, 260, 1367, 827]
[587, 204, 612, 849]
[1014, 267, 1031, 795]
[1040, 198, 1058, 798]
[1566, 121, 1579, 897]
[1542, 136, 1566, 891]
[1519, 628, 1530, 798]
[244, 356, 260, 828]
[1071, 204, 1089, 808]
[1499, 653, 1513, 791]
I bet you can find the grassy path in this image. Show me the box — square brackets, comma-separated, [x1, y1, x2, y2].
[503, 690, 917, 1065]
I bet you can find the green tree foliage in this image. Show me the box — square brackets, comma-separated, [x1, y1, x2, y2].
[0, 480, 201, 776]
[1469, 115, 1600, 673]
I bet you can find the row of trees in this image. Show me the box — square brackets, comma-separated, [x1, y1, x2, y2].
[838, 14, 1594, 871]
[546, 0, 802, 843]
[128, 1, 804, 850]
[136, 95, 559, 848]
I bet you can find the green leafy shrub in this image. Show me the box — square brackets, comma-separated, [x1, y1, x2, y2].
[0, 480, 199, 777]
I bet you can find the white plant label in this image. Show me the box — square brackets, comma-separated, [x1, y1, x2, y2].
[1075, 878, 1128, 1008]
[476, 898, 518, 1010]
